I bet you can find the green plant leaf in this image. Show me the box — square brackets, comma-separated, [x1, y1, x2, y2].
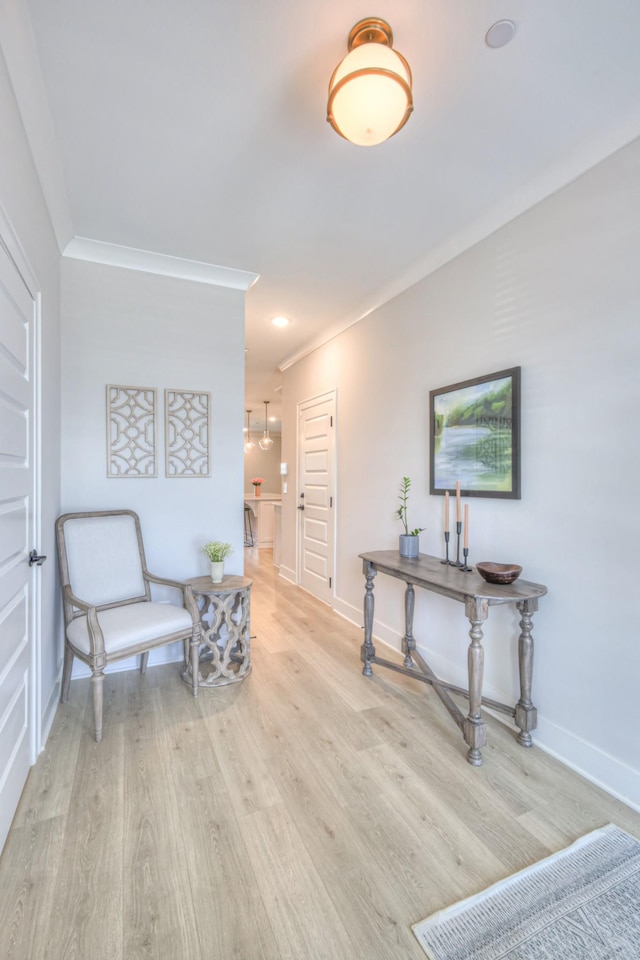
[395, 476, 424, 539]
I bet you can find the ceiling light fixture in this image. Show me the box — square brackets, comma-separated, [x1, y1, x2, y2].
[244, 409, 255, 454]
[327, 17, 413, 147]
[259, 400, 274, 451]
[271, 316, 290, 328]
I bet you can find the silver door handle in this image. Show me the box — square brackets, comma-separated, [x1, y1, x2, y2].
[297, 505, 305, 511]
[29, 550, 47, 566]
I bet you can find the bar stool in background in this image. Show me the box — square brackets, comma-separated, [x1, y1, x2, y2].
[244, 505, 254, 546]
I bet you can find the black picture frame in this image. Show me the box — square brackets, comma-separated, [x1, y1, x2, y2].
[430, 367, 521, 499]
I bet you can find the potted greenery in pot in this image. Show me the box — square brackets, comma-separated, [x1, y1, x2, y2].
[203, 541, 233, 583]
[396, 476, 424, 559]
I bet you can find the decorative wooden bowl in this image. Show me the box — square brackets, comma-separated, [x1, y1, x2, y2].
[476, 562, 522, 585]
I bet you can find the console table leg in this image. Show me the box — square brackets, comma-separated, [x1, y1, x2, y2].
[464, 599, 488, 765]
[403, 583, 416, 667]
[361, 562, 377, 676]
[515, 598, 538, 747]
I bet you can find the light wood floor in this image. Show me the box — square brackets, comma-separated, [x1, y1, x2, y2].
[2, 549, 639, 959]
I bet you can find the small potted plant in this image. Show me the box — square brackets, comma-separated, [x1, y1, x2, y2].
[203, 541, 233, 583]
[251, 477, 265, 498]
[396, 476, 425, 559]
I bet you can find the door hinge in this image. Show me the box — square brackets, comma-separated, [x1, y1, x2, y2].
[329, 577, 332, 588]
[330, 416, 333, 427]
[330, 496, 333, 507]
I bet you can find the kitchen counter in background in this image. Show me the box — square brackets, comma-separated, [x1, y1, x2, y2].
[244, 495, 282, 548]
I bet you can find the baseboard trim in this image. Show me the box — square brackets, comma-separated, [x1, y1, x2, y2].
[533, 718, 640, 813]
[333, 596, 362, 628]
[40, 672, 61, 753]
[333, 596, 402, 654]
[278, 565, 297, 586]
[333, 593, 640, 812]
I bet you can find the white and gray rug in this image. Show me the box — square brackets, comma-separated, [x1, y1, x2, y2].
[412, 824, 640, 959]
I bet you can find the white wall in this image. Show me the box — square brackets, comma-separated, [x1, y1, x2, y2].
[282, 136, 640, 809]
[244, 436, 282, 495]
[61, 258, 246, 673]
[0, 50, 62, 744]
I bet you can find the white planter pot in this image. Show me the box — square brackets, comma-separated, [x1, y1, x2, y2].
[210, 561, 224, 583]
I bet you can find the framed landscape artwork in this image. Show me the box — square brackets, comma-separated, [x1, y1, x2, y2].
[430, 367, 521, 499]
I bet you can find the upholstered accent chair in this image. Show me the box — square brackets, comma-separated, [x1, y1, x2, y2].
[56, 510, 201, 741]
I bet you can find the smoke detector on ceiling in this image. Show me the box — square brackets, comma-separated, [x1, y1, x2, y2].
[485, 20, 516, 48]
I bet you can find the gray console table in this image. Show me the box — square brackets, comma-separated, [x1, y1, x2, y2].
[359, 551, 548, 766]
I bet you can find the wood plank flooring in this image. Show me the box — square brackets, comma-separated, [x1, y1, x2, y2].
[2, 548, 639, 959]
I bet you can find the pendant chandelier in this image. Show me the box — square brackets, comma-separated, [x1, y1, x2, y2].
[327, 18, 413, 147]
[244, 409, 255, 454]
[259, 400, 274, 451]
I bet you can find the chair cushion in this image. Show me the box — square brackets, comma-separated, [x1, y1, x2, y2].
[67, 601, 193, 656]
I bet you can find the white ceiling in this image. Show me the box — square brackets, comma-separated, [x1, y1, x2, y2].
[14, 1, 640, 431]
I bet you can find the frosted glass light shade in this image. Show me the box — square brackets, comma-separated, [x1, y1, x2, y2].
[328, 24, 412, 146]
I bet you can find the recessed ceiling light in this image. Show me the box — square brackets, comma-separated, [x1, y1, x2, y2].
[271, 316, 291, 328]
[485, 20, 516, 48]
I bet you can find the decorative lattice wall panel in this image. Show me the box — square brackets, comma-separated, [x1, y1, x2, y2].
[106, 385, 157, 477]
[165, 390, 211, 477]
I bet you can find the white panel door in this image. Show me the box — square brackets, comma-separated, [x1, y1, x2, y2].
[0, 237, 36, 852]
[298, 393, 335, 605]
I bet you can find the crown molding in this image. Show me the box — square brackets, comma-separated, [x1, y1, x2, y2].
[63, 237, 259, 290]
[279, 113, 640, 373]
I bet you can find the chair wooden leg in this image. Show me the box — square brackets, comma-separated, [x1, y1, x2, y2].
[91, 670, 105, 742]
[60, 642, 74, 703]
[140, 651, 149, 674]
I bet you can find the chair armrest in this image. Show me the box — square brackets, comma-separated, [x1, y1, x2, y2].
[63, 584, 94, 612]
[143, 571, 200, 628]
[144, 571, 190, 590]
[62, 586, 105, 658]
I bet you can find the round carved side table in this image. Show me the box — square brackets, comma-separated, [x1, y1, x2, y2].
[183, 575, 252, 688]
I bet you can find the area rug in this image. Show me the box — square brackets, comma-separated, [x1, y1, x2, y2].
[412, 824, 640, 959]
